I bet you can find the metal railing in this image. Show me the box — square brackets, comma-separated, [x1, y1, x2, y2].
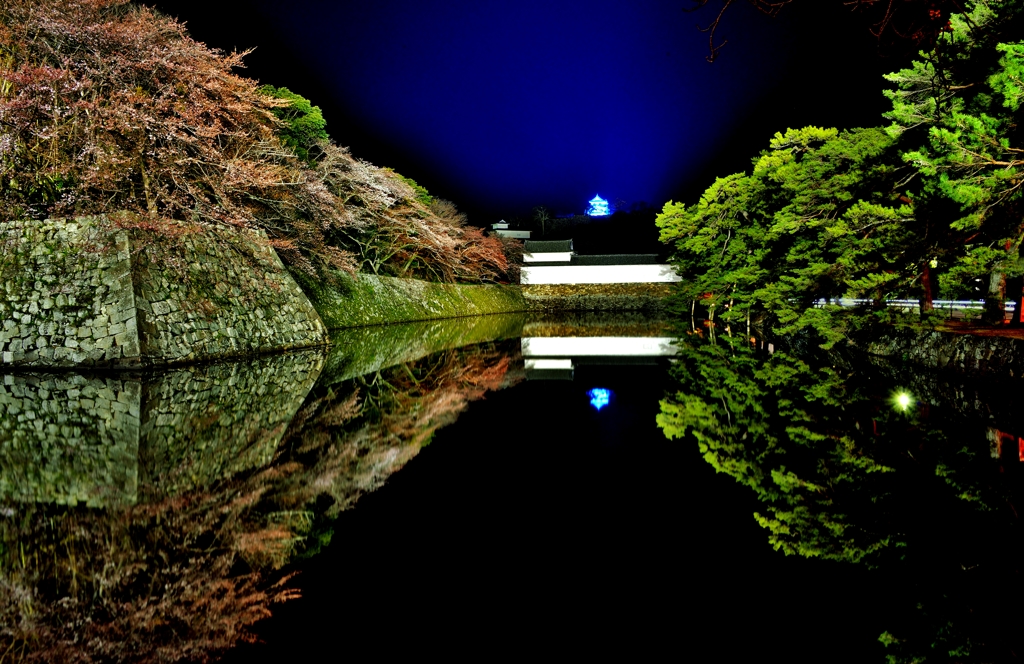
[812, 298, 1017, 321]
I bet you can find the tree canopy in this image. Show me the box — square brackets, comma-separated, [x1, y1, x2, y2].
[660, 0, 1024, 340]
[657, 125, 909, 346]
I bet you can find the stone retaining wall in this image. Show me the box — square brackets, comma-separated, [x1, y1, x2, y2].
[522, 283, 672, 311]
[0, 216, 327, 368]
[297, 271, 528, 329]
[0, 218, 138, 366]
[130, 221, 326, 364]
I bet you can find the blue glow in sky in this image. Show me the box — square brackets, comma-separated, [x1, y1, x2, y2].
[154, 1, 890, 221]
[588, 388, 612, 411]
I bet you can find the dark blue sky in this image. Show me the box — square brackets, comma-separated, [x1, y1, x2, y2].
[155, 1, 896, 222]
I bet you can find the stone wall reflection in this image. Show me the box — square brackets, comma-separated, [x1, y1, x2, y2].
[0, 350, 325, 509]
[0, 374, 141, 506]
[139, 351, 325, 499]
[0, 330, 523, 662]
[323, 312, 524, 385]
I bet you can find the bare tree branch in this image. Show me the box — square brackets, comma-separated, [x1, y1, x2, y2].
[687, 0, 971, 62]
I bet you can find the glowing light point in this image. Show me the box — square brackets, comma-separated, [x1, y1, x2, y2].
[588, 388, 611, 411]
[895, 392, 913, 411]
[586, 195, 610, 217]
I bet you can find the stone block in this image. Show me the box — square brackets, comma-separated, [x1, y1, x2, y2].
[121, 336, 140, 358]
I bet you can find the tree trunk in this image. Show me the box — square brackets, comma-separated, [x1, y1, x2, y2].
[919, 262, 934, 316]
[873, 285, 885, 311]
[1007, 274, 1024, 327]
[983, 271, 1006, 325]
[139, 154, 157, 217]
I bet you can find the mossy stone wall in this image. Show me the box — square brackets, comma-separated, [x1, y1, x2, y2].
[521, 283, 672, 310]
[296, 271, 528, 329]
[0, 217, 328, 368]
[130, 222, 327, 364]
[0, 218, 139, 366]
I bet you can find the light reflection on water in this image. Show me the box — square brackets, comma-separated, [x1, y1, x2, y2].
[0, 312, 1021, 662]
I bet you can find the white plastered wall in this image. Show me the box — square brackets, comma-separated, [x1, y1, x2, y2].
[520, 264, 681, 284]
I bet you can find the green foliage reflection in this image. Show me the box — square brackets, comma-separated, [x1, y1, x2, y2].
[659, 330, 1024, 660]
[659, 334, 898, 563]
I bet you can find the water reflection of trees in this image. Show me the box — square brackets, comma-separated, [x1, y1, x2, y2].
[0, 341, 521, 662]
[658, 333, 1022, 661]
[263, 341, 523, 544]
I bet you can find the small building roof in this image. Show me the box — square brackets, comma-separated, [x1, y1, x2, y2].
[524, 239, 574, 253]
[570, 254, 658, 265]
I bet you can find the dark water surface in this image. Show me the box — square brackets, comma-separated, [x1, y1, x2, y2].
[1, 313, 1021, 662]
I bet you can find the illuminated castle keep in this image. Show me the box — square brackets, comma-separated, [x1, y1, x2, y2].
[585, 195, 610, 217]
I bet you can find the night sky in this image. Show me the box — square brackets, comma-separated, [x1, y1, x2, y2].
[152, 1, 899, 223]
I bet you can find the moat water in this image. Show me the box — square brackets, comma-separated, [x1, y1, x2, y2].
[1, 312, 1021, 662]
